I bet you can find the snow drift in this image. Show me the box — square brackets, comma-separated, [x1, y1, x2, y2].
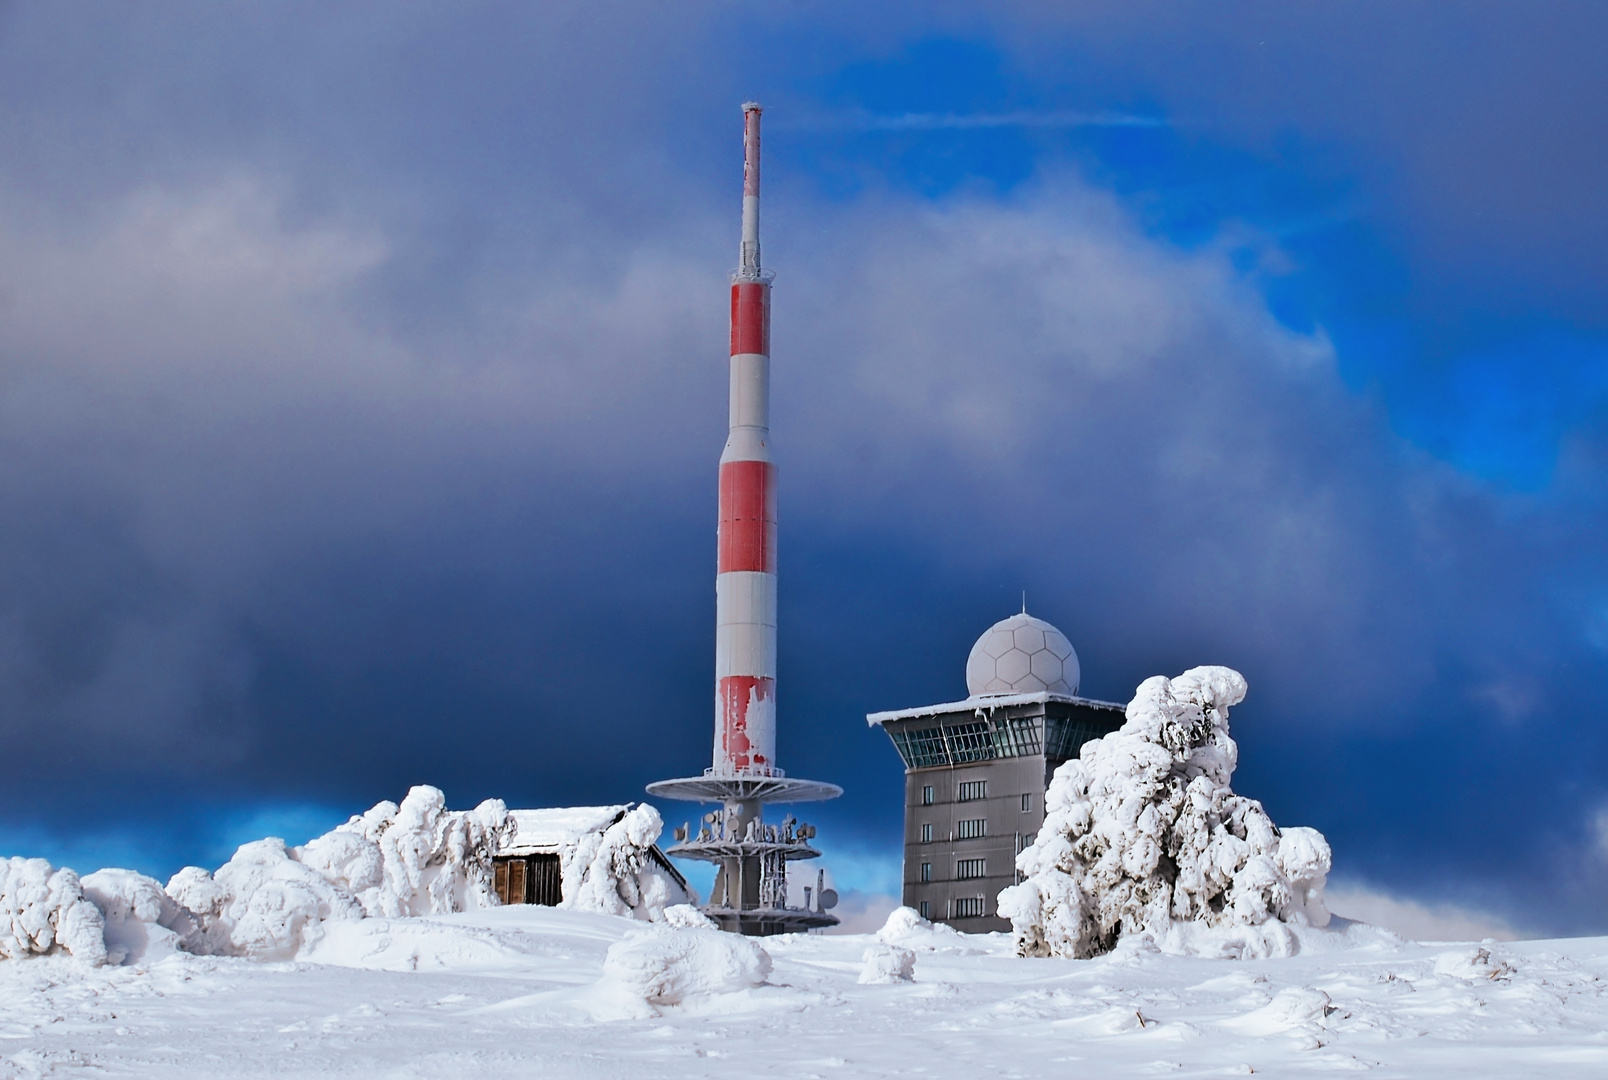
[859, 943, 916, 984]
[661, 903, 718, 929]
[999, 666, 1332, 959]
[876, 905, 977, 953]
[0, 857, 107, 965]
[601, 924, 771, 1005]
[81, 868, 204, 964]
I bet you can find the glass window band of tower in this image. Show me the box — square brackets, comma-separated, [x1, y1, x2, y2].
[1043, 715, 1120, 761]
[885, 708, 1120, 770]
[887, 716, 1037, 768]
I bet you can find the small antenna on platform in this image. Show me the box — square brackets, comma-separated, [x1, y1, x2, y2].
[1021, 590, 1027, 614]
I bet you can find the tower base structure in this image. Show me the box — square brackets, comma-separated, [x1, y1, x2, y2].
[647, 772, 842, 935]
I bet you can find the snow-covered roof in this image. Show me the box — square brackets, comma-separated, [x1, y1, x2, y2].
[500, 805, 629, 856]
[865, 692, 1124, 727]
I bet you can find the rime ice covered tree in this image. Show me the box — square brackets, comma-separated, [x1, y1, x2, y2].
[998, 666, 1332, 959]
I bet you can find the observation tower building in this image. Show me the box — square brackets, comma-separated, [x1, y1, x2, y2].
[647, 103, 841, 936]
[867, 610, 1125, 932]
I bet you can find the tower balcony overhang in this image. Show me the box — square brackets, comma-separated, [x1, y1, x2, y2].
[866, 692, 1125, 771]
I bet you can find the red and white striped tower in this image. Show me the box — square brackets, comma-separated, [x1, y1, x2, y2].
[716, 101, 778, 776]
[649, 103, 840, 936]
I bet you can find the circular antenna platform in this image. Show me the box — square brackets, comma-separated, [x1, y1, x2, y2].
[647, 774, 842, 804]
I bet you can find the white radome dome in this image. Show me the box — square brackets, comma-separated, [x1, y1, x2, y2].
[965, 613, 1080, 697]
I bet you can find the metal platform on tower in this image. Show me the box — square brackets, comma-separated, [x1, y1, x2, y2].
[647, 771, 842, 805]
[652, 773, 841, 934]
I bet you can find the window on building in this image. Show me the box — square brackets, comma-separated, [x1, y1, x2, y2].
[920, 862, 932, 883]
[921, 785, 935, 806]
[957, 818, 986, 840]
[956, 858, 986, 880]
[918, 900, 931, 919]
[920, 822, 934, 843]
[957, 780, 987, 802]
[954, 897, 985, 918]
[1021, 792, 1032, 812]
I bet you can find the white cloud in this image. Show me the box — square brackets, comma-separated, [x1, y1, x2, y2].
[1324, 881, 1524, 942]
[824, 892, 902, 935]
[0, 157, 1439, 770]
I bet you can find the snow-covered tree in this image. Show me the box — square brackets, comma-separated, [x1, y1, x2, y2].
[998, 666, 1331, 959]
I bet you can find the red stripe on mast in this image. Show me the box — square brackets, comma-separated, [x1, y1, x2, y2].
[718, 673, 773, 771]
[730, 283, 769, 356]
[718, 460, 775, 573]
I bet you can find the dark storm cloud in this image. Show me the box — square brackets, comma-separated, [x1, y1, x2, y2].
[0, 2, 1605, 932]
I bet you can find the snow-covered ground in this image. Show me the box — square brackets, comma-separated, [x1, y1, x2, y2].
[2, 906, 1604, 1079]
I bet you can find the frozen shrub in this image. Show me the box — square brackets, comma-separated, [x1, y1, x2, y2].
[999, 667, 1332, 959]
[0, 857, 107, 965]
[168, 838, 364, 960]
[560, 803, 677, 920]
[169, 785, 513, 958]
[297, 786, 512, 917]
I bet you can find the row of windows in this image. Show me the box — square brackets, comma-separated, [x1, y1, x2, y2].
[917, 784, 1033, 812]
[918, 824, 1042, 851]
[919, 859, 987, 882]
[917, 898, 988, 920]
[919, 819, 987, 842]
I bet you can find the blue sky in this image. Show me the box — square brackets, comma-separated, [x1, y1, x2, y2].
[1, 1, 1606, 933]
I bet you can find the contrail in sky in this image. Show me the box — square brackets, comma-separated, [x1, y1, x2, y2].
[782, 110, 1168, 132]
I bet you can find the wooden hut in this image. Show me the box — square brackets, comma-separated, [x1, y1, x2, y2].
[491, 805, 690, 907]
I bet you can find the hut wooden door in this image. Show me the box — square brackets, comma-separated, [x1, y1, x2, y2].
[529, 853, 561, 906]
[493, 854, 561, 905]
